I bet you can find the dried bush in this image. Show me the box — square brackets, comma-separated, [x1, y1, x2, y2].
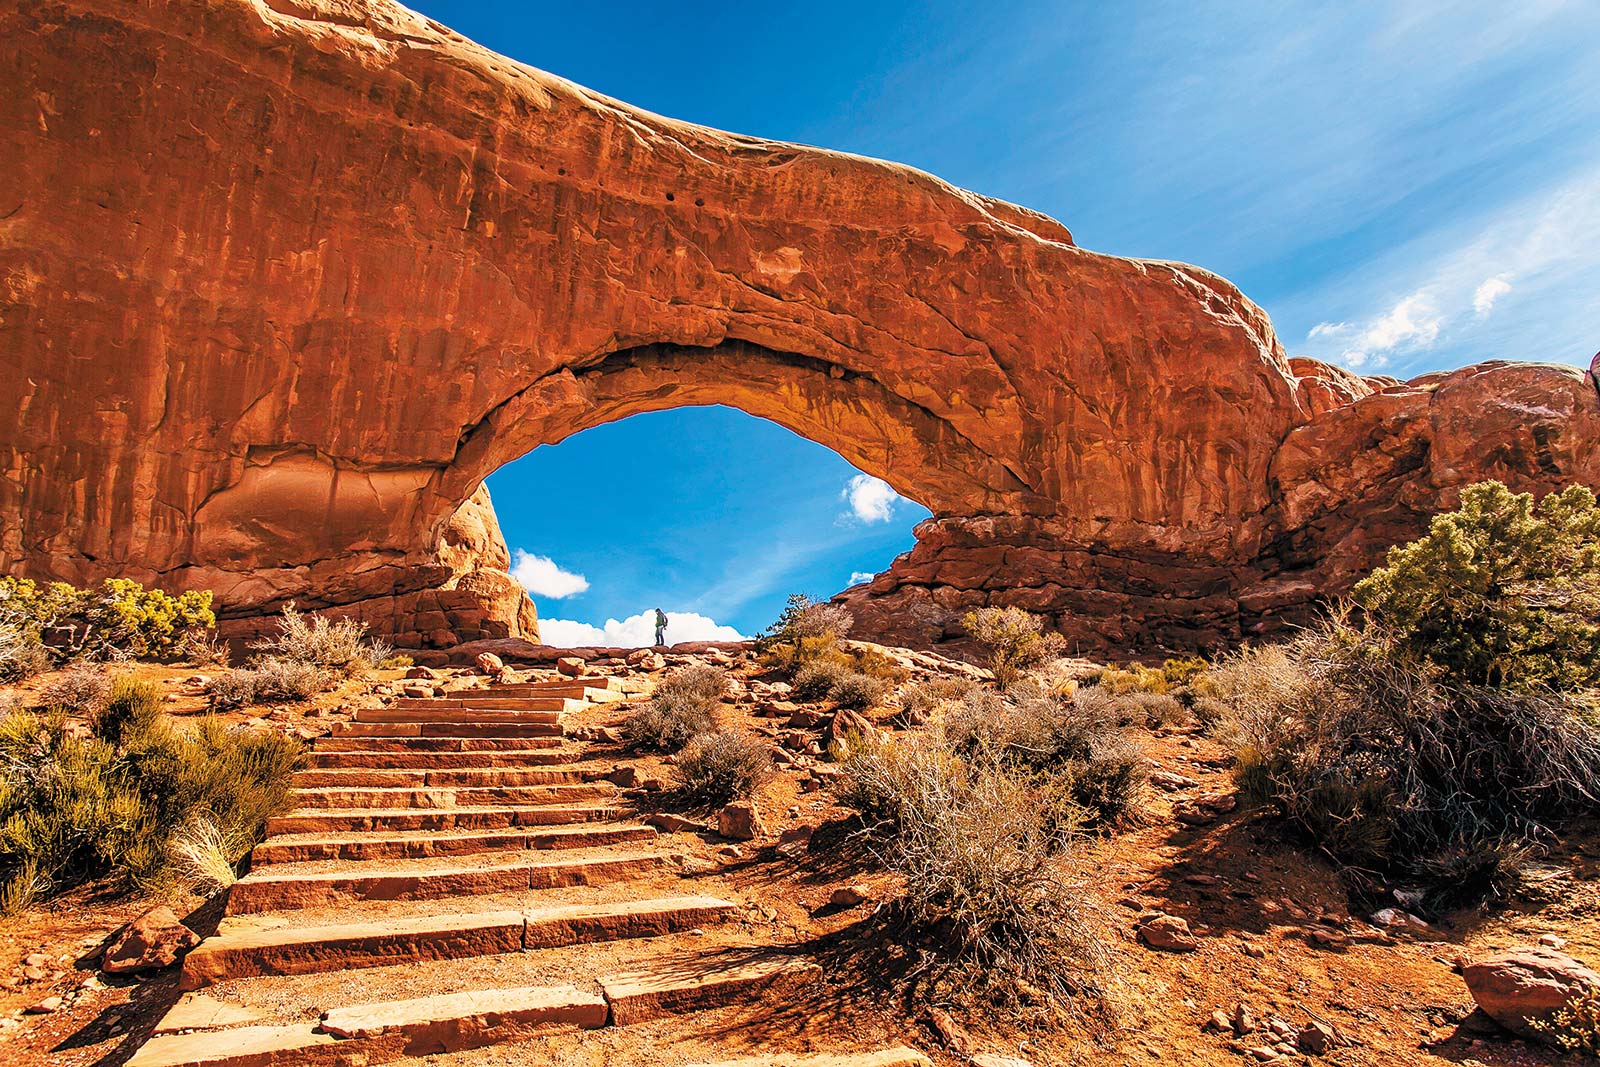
[0, 695, 301, 912]
[251, 603, 390, 677]
[940, 688, 1147, 828]
[204, 669, 260, 710]
[672, 729, 772, 803]
[827, 670, 892, 710]
[622, 665, 727, 751]
[963, 606, 1065, 689]
[1353, 480, 1600, 691]
[1206, 616, 1600, 903]
[758, 593, 853, 649]
[179, 629, 231, 668]
[836, 731, 1116, 1016]
[893, 677, 980, 726]
[0, 621, 50, 683]
[40, 661, 114, 718]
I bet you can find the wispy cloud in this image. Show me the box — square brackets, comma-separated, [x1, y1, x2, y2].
[849, 571, 876, 585]
[510, 550, 589, 599]
[1473, 274, 1513, 316]
[1294, 163, 1600, 374]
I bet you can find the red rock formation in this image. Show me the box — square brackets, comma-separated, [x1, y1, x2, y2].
[0, 0, 1595, 652]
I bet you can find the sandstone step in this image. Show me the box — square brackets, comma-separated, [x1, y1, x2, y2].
[315, 736, 567, 753]
[127, 1022, 343, 1067]
[290, 782, 612, 810]
[600, 953, 823, 1025]
[293, 766, 589, 788]
[267, 804, 617, 836]
[180, 896, 738, 988]
[252, 823, 656, 865]
[378, 697, 576, 713]
[493, 676, 620, 693]
[227, 852, 677, 914]
[308, 748, 573, 769]
[685, 1049, 932, 1067]
[362, 702, 571, 720]
[317, 982, 607, 1053]
[330, 721, 565, 739]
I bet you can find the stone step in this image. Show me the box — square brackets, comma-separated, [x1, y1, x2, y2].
[318, 982, 607, 1052]
[600, 953, 823, 1025]
[290, 782, 612, 810]
[267, 804, 617, 836]
[494, 676, 620, 693]
[126, 1022, 344, 1067]
[131, 984, 608, 1067]
[378, 697, 576, 713]
[363, 701, 572, 719]
[686, 1050, 932, 1067]
[180, 896, 739, 988]
[293, 766, 590, 788]
[314, 736, 567, 753]
[307, 748, 573, 769]
[252, 823, 657, 865]
[330, 721, 565, 739]
[227, 852, 677, 914]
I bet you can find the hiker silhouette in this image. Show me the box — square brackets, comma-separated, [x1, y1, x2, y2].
[654, 608, 667, 647]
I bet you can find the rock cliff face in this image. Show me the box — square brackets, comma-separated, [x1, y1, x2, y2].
[0, 0, 1595, 651]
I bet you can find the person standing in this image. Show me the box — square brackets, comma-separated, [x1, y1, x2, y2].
[654, 607, 668, 647]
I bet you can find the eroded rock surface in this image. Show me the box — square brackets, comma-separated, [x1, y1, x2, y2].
[1, 0, 1595, 652]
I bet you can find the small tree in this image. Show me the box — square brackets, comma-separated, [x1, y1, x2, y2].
[1353, 481, 1600, 691]
[963, 606, 1065, 689]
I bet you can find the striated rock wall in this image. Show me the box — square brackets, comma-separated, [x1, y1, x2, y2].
[0, 0, 1595, 653]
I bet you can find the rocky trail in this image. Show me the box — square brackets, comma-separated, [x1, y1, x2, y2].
[123, 671, 923, 1067]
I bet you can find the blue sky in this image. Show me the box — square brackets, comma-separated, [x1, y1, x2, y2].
[412, 0, 1600, 643]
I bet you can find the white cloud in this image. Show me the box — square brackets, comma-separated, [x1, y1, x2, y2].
[841, 474, 901, 524]
[510, 550, 589, 599]
[1326, 291, 1443, 368]
[849, 571, 876, 585]
[1307, 321, 1350, 339]
[1473, 274, 1513, 316]
[536, 609, 743, 648]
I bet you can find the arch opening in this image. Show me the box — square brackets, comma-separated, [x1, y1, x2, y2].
[484, 406, 930, 647]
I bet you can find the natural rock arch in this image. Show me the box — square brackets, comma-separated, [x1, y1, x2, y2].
[2, 0, 1596, 653]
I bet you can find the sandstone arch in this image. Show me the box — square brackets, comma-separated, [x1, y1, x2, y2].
[2, 0, 1596, 653]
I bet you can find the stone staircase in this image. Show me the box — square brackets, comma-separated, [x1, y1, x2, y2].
[128, 674, 924, 1067]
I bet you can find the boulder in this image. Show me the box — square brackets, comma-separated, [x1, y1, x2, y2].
[474, 652, 504, 675]
[555, 656, 585, 677]
[1463, 946, 1600, 1039]
[101, 907, 200, 974]
[1137, 913, 1199, 952]
[829, 885, 871, 908]
[404, 666, 443, 680]
[717, 801, 765, 842]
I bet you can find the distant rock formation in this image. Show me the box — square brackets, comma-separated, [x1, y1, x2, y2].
[1, 0, 1595, 651]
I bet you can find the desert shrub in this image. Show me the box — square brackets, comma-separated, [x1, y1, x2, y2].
[758, 593, 853, 649]
[893, 677, 980, 725]
[251, 603, 390, 677]
[1090, 663, 1171, 695]
[1529, 986, 1600, 1057]
[623, 665, 727, 751]
[836, 731, 1115, 1014]
[0, 620, 50, 683]
[1207, 615, 1600, 903]
[1353, 481, 1600, 691]
[377, 652, 414, 670]
[39, 661, 114, 717]
[1160, 656, 1209, 687]
[827, 670, 892, 710]
[94, 676, 165, 746]
[963, 606, 1065, 689]
[672, 729, 772, 803]
[0, 575, 215, 664]
[940, 688, 1146, 828]
[0, 698, 301, 911]
[204, 669, 260, 710]
[179, 629, 231, 668]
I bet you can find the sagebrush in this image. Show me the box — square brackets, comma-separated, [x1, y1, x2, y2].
[672, 729, 771, 803]
[963, 606, 1065, 689]
[0, 678, 302, 911]
[622, 665, 727, 751]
